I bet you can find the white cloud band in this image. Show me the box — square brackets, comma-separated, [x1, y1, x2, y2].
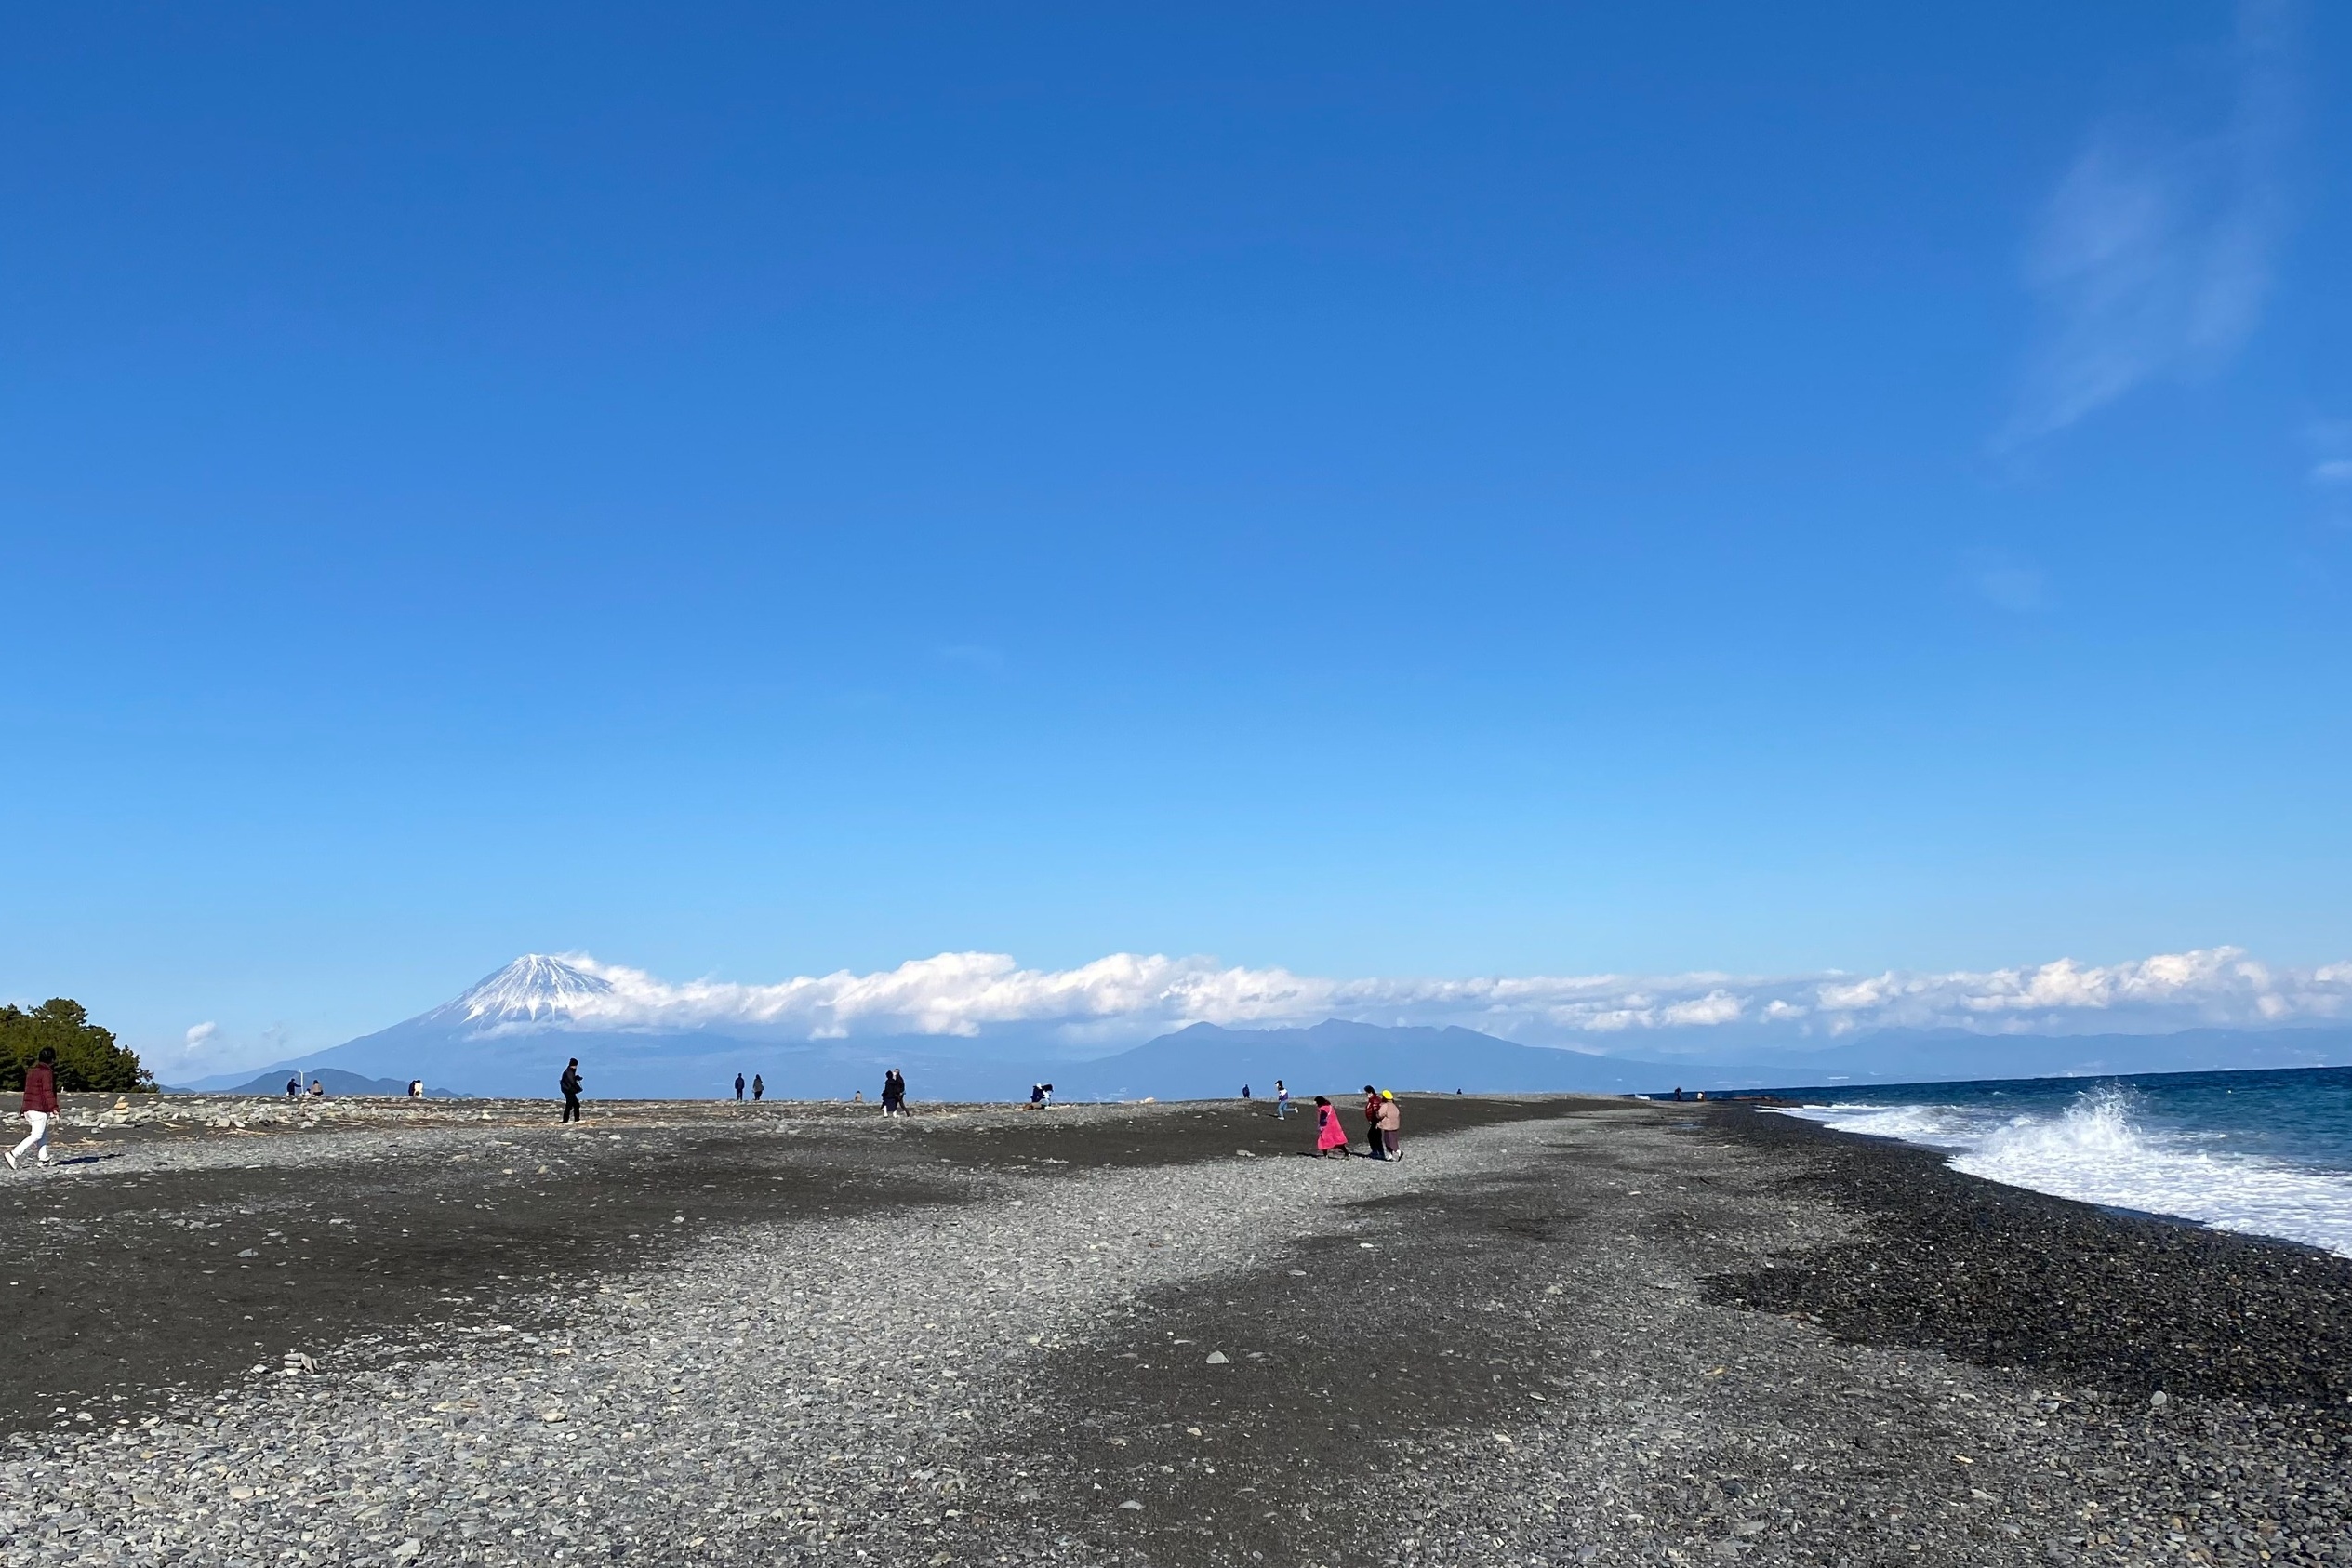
[463, 946, 2352, 1048]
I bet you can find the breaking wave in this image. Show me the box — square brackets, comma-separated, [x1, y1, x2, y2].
[1782, 1085, 2352, 1258]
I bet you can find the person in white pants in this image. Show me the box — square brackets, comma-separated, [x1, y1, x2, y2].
[7, 1044, 61, 1170]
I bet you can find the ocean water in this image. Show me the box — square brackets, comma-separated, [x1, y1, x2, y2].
[1766, 1065, 2352, 1258]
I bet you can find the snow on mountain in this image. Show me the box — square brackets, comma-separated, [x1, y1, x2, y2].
[431, 954, 615, 1028]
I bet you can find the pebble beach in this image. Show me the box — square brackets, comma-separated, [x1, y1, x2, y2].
[4, 1092, 2348, 1566]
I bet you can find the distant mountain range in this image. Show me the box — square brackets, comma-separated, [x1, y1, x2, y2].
[175, 955, 2352, 1103]
[193, 1067, 471, 1099]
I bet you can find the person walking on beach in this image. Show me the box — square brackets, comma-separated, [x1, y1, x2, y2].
[1274, 1079, 1291, 1119]
[559, 1058, 584, 1123]
[751, 1074, 764, 1102]
[1376, 1090, 1402, 1163]
[1362, 1085, 1385, 1160]
[880, 1070, 906, 1117]
[7, 1045, 60, 1170]
[734, 1072, 746, 1101]
[1311, 1096, 1348, 1157]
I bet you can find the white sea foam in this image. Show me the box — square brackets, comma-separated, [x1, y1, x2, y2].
[1780, 1089, 2352, 1257]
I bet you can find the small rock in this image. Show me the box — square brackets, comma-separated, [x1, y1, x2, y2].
[1117, 1499, 1143, 1510]
[393, 1539, 423, 1562]
[1204, 1351, 1229, 1365]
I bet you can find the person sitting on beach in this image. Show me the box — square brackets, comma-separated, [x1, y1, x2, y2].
[1312, 1096, 1348, 1157]
[1362, 1086, 1385, 1160]
[407, 1080, 423, 1098]
[309, 1079, 326, 1097]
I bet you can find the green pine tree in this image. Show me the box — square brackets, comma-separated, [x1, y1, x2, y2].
[0, 999, 154, 1093]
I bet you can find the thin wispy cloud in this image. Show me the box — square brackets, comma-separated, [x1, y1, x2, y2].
[1971, 560, 2053, 614]
[2307, 419, 2352, 488]
[2003, 0, 2297, 446]
[459, 946, 2352, 1048]
[179, 1019, 291, 1073]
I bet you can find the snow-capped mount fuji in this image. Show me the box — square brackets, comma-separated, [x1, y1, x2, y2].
[180, 953, 1080, 1100]
[432, 954, 615, 1029]
[178, 953, 761, 1098]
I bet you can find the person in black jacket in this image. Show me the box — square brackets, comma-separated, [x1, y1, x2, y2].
[734, 1072, 746, 1101]
[559, 1059, 584, 1123]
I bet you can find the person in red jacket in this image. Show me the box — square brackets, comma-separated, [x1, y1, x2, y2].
[8, 1044, 60, 1170]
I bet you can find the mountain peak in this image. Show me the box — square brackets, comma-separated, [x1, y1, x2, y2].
[446, 954, 613, 1024]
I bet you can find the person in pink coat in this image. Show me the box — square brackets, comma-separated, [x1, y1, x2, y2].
[1312, 1095, 1349, 1157]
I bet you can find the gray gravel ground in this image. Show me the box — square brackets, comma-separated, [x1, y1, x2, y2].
[4, 1097, 2347, 1566]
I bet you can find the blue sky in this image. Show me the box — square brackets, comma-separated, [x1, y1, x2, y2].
[4, 3, 2348, 1069]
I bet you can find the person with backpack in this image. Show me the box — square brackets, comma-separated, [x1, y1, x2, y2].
[751, 1074, 764, 1102]
[1362, 1085, 1386, 1160]
[7, 1045, 60, 1170]
[559, 1058, 584, 1123]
